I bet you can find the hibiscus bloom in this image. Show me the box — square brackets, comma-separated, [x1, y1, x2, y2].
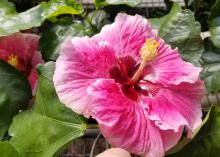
[0, 32, 44, 93]
[53, 14, 204, 157]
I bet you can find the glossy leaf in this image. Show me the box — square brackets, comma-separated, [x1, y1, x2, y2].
[8, 62, 87, 157]
[200, 38, 220, 93]
[208, 0, 220, 49]
[150, 3, 204, 66]
[166, 106, 220, 157]
[0, 60, 32, 140]
[94, 0, 142, 9]
[0, 0, 83, 37]
[40, 0, 83, 19]
[0, 142, 20, 157]
[40, 17, 94, 61]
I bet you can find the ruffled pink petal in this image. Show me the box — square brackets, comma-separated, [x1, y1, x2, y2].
[93, 13, 155, 59]
[146, 81, 204, 136]
[53, 37, 117, 116]
[161, 127, 184, 151]
[88, 78, 183, 157]
[147, 38, 202, 86]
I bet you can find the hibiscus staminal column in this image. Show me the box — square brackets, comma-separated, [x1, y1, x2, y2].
[130, 38, 159, 84]
[7, 54, 19, 68]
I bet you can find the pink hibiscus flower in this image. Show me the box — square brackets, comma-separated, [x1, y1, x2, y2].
[0, 32, 44, 93]
[53, 13, 204, 157]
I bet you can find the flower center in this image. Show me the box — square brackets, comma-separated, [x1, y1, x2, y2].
[109, 38, 160, 101]
[7, 54, 19, 68]
[130, 38, 159, 84]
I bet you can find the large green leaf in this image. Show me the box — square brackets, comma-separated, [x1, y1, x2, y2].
[0, 142, 20, 157]
[94, 0, 142, 9]
[0, 60, 32, 140]
[208, 0, 220, 49]
[40, 17, 93, 61]
[200, 38, 220, 93]
[0, 0, 83, 37]
[150, 3, 204, 66]
[166, 106, 220, 157]
[149, 3, 181, 30]
[8, 62, 87, 157]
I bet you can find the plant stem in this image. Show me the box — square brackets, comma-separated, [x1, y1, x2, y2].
[90, 132, 102, 157]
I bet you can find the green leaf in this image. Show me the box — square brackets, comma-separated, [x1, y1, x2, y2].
[208, 0, 220, 49]
[94, 0, 142, 9]
[148, 3, 181, 30]
[200, 38, 220, 93]
[151, 3, 204, 66]
[166, 106, 220, 157]
[158, 3, 182, 30]
[8, 62, 87, 157]
[0, 0, 17, 19]
[40, 17, 94, 61]
[0, 0, 83, 37]
[0, 60, 32, 140]
[0, 142, 20, 157]
[148, 16, 167, 30]
[88, 10, 111, 31]
[40, 0, 83, 19]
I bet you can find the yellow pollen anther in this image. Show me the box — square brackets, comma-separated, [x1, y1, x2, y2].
[130, 38, 160, 84]
[7, 54, 19, 68]
[140, 38, 159, 62]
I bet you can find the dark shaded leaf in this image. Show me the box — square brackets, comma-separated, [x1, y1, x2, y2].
[0, 60, 32, 140]
[40, 17, 93, 61]
[208, 0, 220, 49]
[200, 38, 220, 93]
